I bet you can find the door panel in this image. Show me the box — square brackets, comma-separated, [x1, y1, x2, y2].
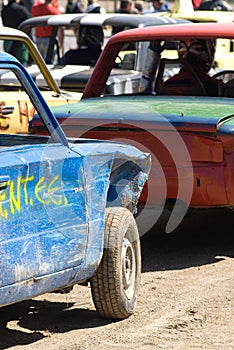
[0, 144, 87, 287]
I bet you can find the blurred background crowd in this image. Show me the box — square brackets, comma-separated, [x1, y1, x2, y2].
[0, 0, 233, 64]
[1, 0, 233, 18]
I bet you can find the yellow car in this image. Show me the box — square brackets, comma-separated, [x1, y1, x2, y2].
[0, 27, 82, 134]
[1, 14, 191, 134]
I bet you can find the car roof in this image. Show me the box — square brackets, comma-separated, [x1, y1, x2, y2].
[169, 11, 234, 23]
[105, 22, 234, 42]
[19, 13, 190, 32]
[18, 13, 190, 69]
[0, 26, 30, 40]
[0, 26, 61, 93]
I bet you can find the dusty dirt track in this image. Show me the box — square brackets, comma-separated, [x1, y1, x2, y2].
[0, 208, 233, 350]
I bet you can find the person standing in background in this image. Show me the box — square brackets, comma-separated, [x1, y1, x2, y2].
[31, 0, 62, 60]
[33, 0, 62, 11]
[135, 0, 144, 13]
[151, 0, 170, 12]
[1, 0, 32, 64]
[84, 0, 106, 14]
[66, 0, 82, 13]
[21, 0, 35, 12]
[112, 1, 135, 35]
[192, 0, 202, 9]
[66, 0, 76, 13]
[115, 0, 134, 14]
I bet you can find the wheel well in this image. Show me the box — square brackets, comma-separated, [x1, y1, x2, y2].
[107, 159, 145, 214]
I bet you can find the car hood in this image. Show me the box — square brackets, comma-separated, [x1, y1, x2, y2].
[51, 95, 234, 135]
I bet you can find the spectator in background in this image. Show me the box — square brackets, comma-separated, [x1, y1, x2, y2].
[2, 0, 32, 31]
[66, 0, 83, 13]
[112, 1, 135, 35]
[66, 0, 76, 13]
[31, 0, 62, 60]
[192, 0, 202, 9]
[115, 0, 134, 14]
[85, 0, 106, 14]
[1, 0, 32, 64]
[135, 0, 144, 13]
[34, 0, 63, 11]
[151, 0, 170, 12]
[21, 0, 35, 12]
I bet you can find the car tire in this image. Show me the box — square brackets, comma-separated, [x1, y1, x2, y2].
[90, 206, 141, 320]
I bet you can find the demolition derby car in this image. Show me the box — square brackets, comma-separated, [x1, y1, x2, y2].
[0, 26, 82, 134]
[0, 50, 151, 319]
[0, 15, 189, 133]
[18, 13, 189, 94]
[31, 22, 234, 234]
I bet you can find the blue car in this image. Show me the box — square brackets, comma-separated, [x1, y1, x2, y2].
[0, 51, 151, 320]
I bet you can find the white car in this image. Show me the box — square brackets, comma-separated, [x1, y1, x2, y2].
[18, 13, 189, 94]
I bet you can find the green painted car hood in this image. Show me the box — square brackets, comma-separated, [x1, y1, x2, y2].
[52, 95, 234, 134]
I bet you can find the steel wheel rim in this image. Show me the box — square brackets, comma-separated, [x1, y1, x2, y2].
[122, 237, 136, 299]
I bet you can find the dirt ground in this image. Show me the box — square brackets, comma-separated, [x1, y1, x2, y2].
[0, 207, 233, 350]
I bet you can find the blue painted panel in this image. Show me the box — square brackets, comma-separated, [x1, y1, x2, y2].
[0, 144, 88, 287]
[0, 52, 151, 308]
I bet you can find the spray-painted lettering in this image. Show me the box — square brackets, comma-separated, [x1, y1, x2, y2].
[0, 175, 67, 219]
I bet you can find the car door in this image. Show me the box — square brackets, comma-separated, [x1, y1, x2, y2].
[0, 143, 88, 287]
[0, 64, 88, 289]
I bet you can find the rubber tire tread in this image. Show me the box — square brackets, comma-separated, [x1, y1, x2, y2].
[90, 207, 141, 320]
